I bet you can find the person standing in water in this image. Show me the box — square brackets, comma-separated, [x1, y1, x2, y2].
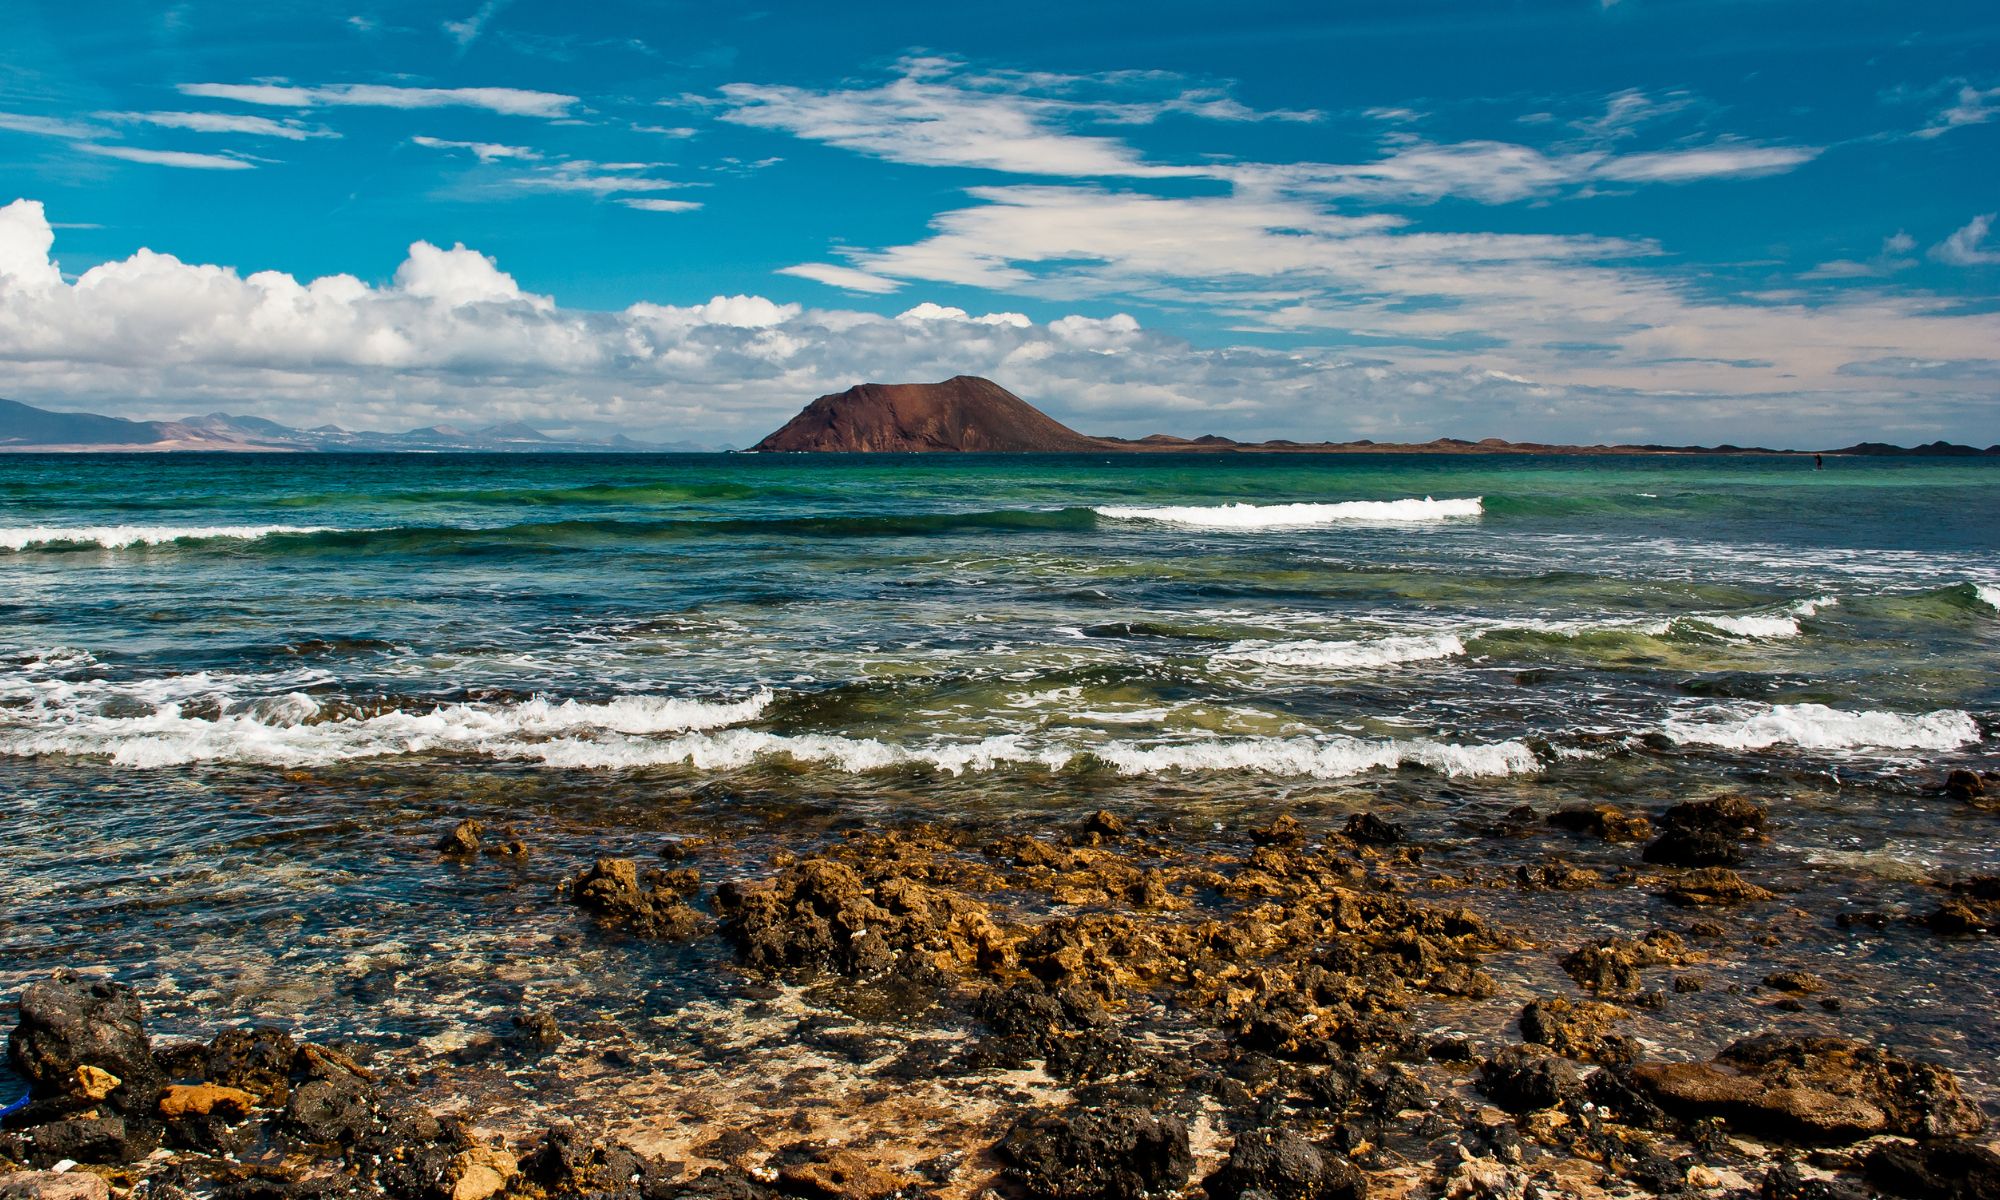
[1815, 453, 1824, 470]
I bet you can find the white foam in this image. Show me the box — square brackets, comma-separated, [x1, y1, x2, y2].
[1679, 596, 1837, 640]
[1663, 703, 1980, 752]
[1095, 497, 1483, 528]
[1087, 735, 1538, 779]
[0, 688, 776, 768]
[1973, 583, 2000, 613]
[0, 525, 332, 551]
[1218, 633, 1466, 669]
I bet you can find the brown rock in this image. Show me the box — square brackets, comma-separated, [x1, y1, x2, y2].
[777, 1149, 915, 1200]
[0, 1173, 110, 1200]
[569, 857, 710, 939]
[1658, 867, 1775, 906]
[158, 1082, 257, 1120]
[435, 819, 482, 856]
[1547, 803, 1653, 842]
[1519, 997, 1633, 1063]
[73, 1065, 119, 1101]
[448, 1145, 516, 1200]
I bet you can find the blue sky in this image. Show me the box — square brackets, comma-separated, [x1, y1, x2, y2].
[1, 0, 1996, 447]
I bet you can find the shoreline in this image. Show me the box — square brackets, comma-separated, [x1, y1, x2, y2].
[6, 779, 1999, 1200]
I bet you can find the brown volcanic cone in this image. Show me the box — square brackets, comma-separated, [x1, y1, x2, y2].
[752, 376, 1105, 453]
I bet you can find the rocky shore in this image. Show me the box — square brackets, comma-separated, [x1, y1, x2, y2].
[6, 776, 2000, 1200]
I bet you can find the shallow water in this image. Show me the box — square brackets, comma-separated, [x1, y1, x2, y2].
[2, 450, 1997, 1093]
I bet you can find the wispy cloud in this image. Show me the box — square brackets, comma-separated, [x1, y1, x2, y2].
[0, 111, 101, 139]
[443, 0, 511, 49]
[98, 111, 335, 140]
[179, 81, 577, 119]
[777, 262, 903, 293]
[411, 135, 540, 162]
[619, 199, 703, 213]
[1916, 84, 2000, 139]
[77, 144, 255, 170]
[1931, 213, 2000, 266]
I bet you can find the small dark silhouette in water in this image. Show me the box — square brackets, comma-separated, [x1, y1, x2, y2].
[1815, 453, 1824, 470]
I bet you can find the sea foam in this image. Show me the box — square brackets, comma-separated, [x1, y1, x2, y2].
[1973, 583, 2000, 613]
[1095, 497, 1483, 528]
[1218, 633, 1466, 669]
[0, 525, 333, 551]
[1663, 703, 1980, 752]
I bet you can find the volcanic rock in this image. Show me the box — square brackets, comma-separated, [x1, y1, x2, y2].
[999, 1107, 1192, 1200]
[752, 376, 1107, 453]
[7, 973, 161, 1111]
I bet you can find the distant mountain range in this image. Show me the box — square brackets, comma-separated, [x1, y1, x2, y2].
[0, 397, 712, 453]
[753, 376, 2000, 457]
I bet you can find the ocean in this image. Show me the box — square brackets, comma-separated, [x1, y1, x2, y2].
[3, 450, 1998, 1164]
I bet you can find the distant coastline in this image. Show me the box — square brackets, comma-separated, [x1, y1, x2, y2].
[3, 389, 1994, 457]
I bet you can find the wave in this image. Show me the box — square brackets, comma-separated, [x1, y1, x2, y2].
[1094, 497, 1483, 528]
[1973, 583, 2000, 613]
[0, 688, 775, 768]
[0, 525, 335, 551]
[1217, 633, 1466, 669]
[1677, 596, 1837, 640]
[1662, 703, 1981, 752]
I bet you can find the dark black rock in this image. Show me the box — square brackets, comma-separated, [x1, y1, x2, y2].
[1865, 1139, 2000, 1200]
[208, 1026, 300, 1104]
[1000, 1107, 1192, 1200]
[14, 1113, 160, 1165]
[7, 972, 163, 1111]
[1477, 1046, 1585, 1113]
[1204, 1128, 1366, 1200]
[281, 1076, 376, 1146]
[1343, 813, 1404, 847]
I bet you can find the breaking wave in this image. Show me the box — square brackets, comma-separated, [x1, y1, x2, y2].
[1662, 703, 1980, 752]
[1217, 633, 1466, 669]
[1094, 497, 1483, 528]
[0, 525, 336, 551]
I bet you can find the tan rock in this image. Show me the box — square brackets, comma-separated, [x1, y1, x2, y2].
[448, 1145, 517, 1200]
[73, 1065, 120, 1101]
[158, 1083, 258, 1120]
[776, 1149, 915, 1200]
[0, 1172, 110, 1200]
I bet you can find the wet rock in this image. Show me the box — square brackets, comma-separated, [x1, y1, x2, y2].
[482, 826, 528, 859]
[1943, 769, 1989, 804]
[1518, 997, 1633, 1064]
[1762, 970, 1825, 994]
[1560, 930, 1686, 993]
[7, 972, 162, 1111]
[1343, 813, 1403, 847]
[1644, 795, 1766, 867]
[1515, 863, 1602, 892]
[1477, 1045, 1585, 1113]
[716, 855, 1007, 978]
[1758, 1160, 1874, 1200]
[1081, 809, 1127, 839]
[775, 1147, 915, 1200]
[435, 819, 483, 857]
[1657, 867, 1775, 907]
[1000, 1107, 1191, 1200]
[206, 1026, 300, 1104]
[11, 1113, 159, 1166]
[1547, 804, 1653, 843]
[570, 857, 710, 940]
[1202, 1128, 1365, 1200]
[1250, 815, 1308, 847]
[157, 1082, 256, 1120]
[281, 1075, 376, 1145]
[0, 1173, 110, 1200]
[1632, 1033, 1984, 1144]
[1864, 1138, 2000, 1200]
[1435, 1154, 1529, 1200]
[1927, 899, 1992, 934]
[509, 1009, 563, 1051]
[523, 1123, 670, 1194]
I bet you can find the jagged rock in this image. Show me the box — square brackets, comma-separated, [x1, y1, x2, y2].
[1202, 1128, 1365, 1200]
[1343, 812, 1404, 846]
[1644, 795, 1766, 867]
[7, 973, 162, 1111]
[522, 1123, 671, 1194]
[1560, 930, 1686, 993]
[9, 1113, 159, 1166]
[1944, 769, 1988, 804]
[281, 1075, 376, 1145]
[1478, 1045, 1585, 1113]
[1658, 867, 1775, 907]
[1547, 804, 1653, 843]
[1518, 997, 1633, 1063]
[569, 857, 710, 939]
[1762, 970, 1825, 994]
[715, 856, 1006, 977]
[1000, 1107, 1191, 1200]
[1436, 1155, 1530, 1200]
[775, 1147, 915, 1200]
[1758, 1160, 1873, 1200]
[206, 1026, 300, 1104]
[435, 819, 483, 856]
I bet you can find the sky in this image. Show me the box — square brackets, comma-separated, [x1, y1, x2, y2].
[0, 0, 1996, 448]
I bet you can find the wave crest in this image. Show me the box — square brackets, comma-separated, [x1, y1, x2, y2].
[0, 525, 334, 551]
[1095, 497, 1483, 528]
[1218, 633, 1466, 669]
[1663, 703, 1980, 752]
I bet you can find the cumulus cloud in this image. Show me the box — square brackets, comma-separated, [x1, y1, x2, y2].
[0, 198, 1993, 448]
[178, 82, 577, 118]
[1931, 213, 2000, 266]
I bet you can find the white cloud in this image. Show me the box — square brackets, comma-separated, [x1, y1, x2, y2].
[777, 263, 903, 293]
[0, 198, 1993, 448]
[1917, 84, 2000, 138]
[179, 82, 577, 119]
[619, 199, 702, 213]
[99, 111, 334, 140]
[411, 135, 540, 162]
[444, 0, 511, 48]
[0, 112, 101, 139]
[1931, 213, 2000, 266]
[77, 144, 256, 170]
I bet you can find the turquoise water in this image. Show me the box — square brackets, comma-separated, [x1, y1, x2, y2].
[1, 451, 1997, 1067]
